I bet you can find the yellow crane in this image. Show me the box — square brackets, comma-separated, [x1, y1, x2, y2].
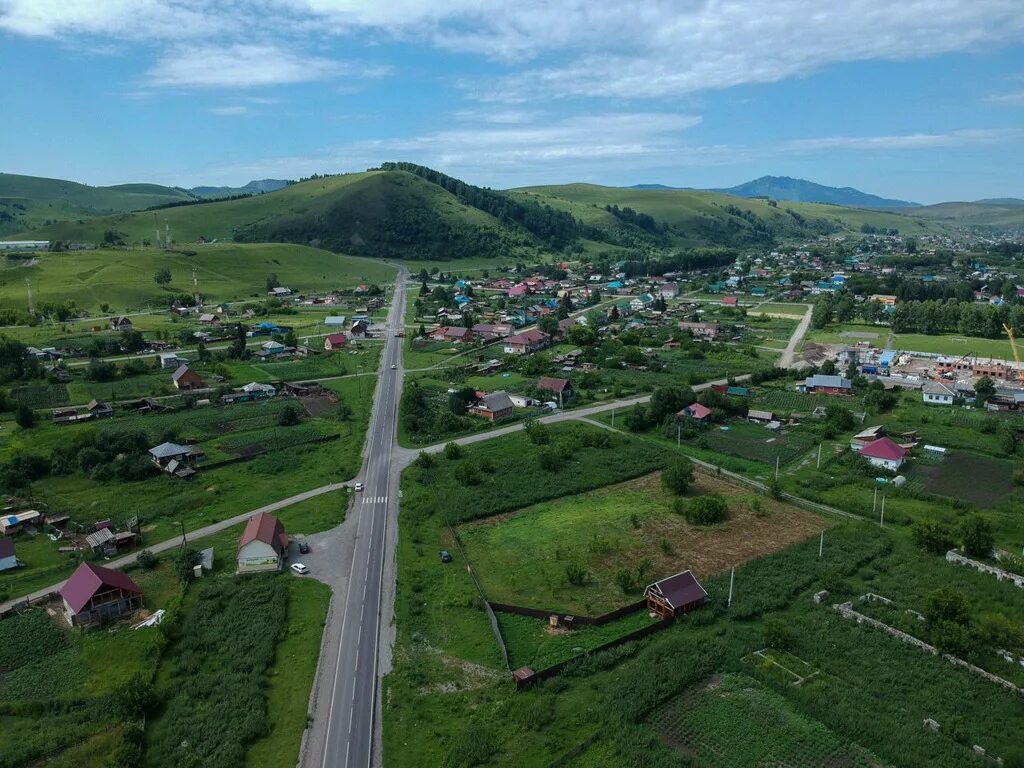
[1004, 323, 1021, 378]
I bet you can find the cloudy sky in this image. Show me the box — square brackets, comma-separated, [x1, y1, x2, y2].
[1, 0, 1023, 202]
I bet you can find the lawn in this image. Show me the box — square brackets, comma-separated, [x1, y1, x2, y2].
[458, 471, 828, 615]
[893, 332, 1015, 359]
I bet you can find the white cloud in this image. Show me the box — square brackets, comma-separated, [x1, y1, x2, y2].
[987, 90, 1024, 106]
[785, 128, 1022, 151]
[145, 44, 386, 89]
[208, 105, 251, 116]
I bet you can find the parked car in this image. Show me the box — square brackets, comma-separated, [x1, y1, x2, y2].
[354, 482, 364, 492]
[440, 550, 453, 563]
[290, 563, 309, 575]
[298, 541, 310, 554]
[391, 363, 397, 369]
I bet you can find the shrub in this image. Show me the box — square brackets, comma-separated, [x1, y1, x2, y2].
[959, 515, 994, 558]
[911, 519, 956, 554]
[414, 451, 435, 469]
[763, 617, 795, 650]
[136, 550, 159, 570]
[925, 585, 971, 626]
[443, 442, 463, 460]
[661, 459, 694, 495]
[565, 563, 588, 586]
[685, 495, 728, 525]
[14, 403, 35, 429]
[277, 404, 300, 426]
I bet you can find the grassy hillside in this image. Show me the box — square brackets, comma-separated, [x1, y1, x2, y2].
[0, 242, 394, 314]
[515, 183, 939, 245]
[0, 173, 194, 235]
[902, 201, 1024, 229]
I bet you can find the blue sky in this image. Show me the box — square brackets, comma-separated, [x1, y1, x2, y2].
[1, 1, 1022, 203]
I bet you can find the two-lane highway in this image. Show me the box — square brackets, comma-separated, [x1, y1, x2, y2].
[304, 267, 407, 768]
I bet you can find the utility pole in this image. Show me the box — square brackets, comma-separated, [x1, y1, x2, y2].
[775, 455, 780, 480]
[25, 278, 34, 315]
[819, 530, 824, 559]
[178, 520, 187, 547]
[677, 422, 681, 447]
[879, 494, 886, 527]
[873, 485, 878, 514]
[727, 566, 735, 609]
[816, 443, 822, 469]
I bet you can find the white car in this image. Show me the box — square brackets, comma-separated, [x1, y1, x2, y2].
[391, 363, 397, 370]
[290, 563, 309, 575]
[354, 482, 364, 492]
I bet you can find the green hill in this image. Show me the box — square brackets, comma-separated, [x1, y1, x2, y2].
[0, 173, 194, 235]
[10, 167, 950, 260]
[513, 183, 938, 245]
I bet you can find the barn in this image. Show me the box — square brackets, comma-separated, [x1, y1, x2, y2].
[645, 570, 708, 619]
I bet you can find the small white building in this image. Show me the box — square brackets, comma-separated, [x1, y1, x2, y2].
[922, 381, 955, 406]
[858, 437, 907, 471]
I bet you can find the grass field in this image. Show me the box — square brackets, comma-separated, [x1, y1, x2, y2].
[649, 674, 883, 767]
[0, 243, 394, 315]
[905, 449, 1015, 508]
[697, 420, 818, 467]
[458, 471, 828, 615]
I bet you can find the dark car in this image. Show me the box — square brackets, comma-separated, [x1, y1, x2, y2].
[298, 541, 311, 554]
[440, 550, 453, 563]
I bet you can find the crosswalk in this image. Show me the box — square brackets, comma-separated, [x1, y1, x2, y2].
[361, 495, 388, 505]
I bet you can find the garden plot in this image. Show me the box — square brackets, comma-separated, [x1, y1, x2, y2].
[905, 450, 1014, 508]
[699, 421, 817, 466]
[650, 674, 886, 768]
[457, 471, 828, 616]
[9, 382, 70, 408]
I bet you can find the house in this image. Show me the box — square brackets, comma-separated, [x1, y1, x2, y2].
[537, 377, 573, 398]
[237, 511, 289, 573]
[660, 282, 679, 299]
[324, 315, 347, 327]
[171, 364, 204, 391]
[630, 294, 655, 312]
[679, 321, 719, 340]
[722, 296, 739, 307]
[922, 381, 957, 406]
[869, 294, 898, 307]
[86, 399, 114, 418]
[324, 333, 347, 351]
[859, 437, 907, 471]
[645, 570, 708, 619]
[109, 316, 133, 332]
[679, 402, 712, 422]
[148, 442, 204, 477]
[222, 382, 276, 404]
[59, 562, 143, 628]
[268, 286, 292, 297]
[0, 538, 16, 571]
[350, 319, 370, 339]
[503, 329, 550, 355]
[750, 286, 768, 297]
[850, 425, 886, 450]
[747, 409, 774, 423]
[710, 384, 750, 397]
[198, 313, 221, 325]
[470, 391, 515, 421]
[430, 326, 472, 343]
[797, 374, 852, 395]
[158, 352, 184, 370]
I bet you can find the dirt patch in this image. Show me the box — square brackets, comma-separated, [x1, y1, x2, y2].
[228, 443, 266, 458]
[801, 342, 832, 364]
[914, 450, 1014, 508]
[300, 394, 338, 418]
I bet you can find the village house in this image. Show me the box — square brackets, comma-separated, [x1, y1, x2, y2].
[797, 374, 852, 395]
[858, 437, 907, 471]
[721, 296, 739, 307]
[198, 313, 221, 325]
[350, 319, 370, 339]
[0, 510, 41, 536]
[537, 377, 573, 405]
[324, 332, 347, 351]
[0, 537, 16, 571]
[430, 326, 472, 343]
[645, 570, 708, 619]
[678, 321, 720, 340]
[59, 562, 144, 628]
[747, 408, 774, 423]
[679, 402, 712, 422]
[268, 286, 292, 297]
[109, 316, 133, 332]
[470, 391, 515, 421]
[471, 323, 513, 341]
[222, 382, 276, 404]
[503, 329, 550, 355]
[922, 381, 957, 405]
[660, 282, 679, 299]
[171, 364, 204, 391]
[148, 442, 205, 477]
[159, 352, 185, 369]
[237, 511, 289, 573]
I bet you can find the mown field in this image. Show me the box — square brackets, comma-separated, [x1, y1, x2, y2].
[458, 471, 827, 615]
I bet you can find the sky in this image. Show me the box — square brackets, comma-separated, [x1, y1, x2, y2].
[0, 1, 1023, 203]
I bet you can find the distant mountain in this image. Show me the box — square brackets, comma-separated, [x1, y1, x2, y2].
[708, 176, 919, 208]
[187, 179, 290, 198]
[630, 184, 680, 190]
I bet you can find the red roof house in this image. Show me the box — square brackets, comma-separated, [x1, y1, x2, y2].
[722, 296, 739, 306]
[858, 437, 907, 471]
[59, 562, 143, 627]
[237, 511, 290, 573]
[679, 402, 712, 421]
[645, 570, 708, 619]
[323, 333, 347, 351]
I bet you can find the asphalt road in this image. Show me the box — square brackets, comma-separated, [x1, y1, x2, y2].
[302, 267, 407, 768]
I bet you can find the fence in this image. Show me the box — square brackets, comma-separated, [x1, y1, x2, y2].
[514, 616, 675, 689]
[946, 550, 1024, 589]
[547, 734, 601, 768]
[0, 591, 58, 621]
[489, 599, 647, 627]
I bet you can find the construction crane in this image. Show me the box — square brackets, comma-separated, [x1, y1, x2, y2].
[1004, 323, 1020, 379]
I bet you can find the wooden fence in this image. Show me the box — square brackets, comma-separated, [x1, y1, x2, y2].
[489, 599, 647, 626]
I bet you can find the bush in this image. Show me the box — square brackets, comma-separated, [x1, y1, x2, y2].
[14, 403, 35, 429]
[136, 549, 159, 570]
[661, 459, 694, 495]
[565, 562, 588, 586]
[763, 617, 794, 650]
[685, 495, 728, 525]
[925, 585, 971, 626]
[911, 519, 956, 554]
[414, 451, 435, 469]
[277, 403, 300, 426]
[444, 442, 463, 460]
[960, 515, 995, 558]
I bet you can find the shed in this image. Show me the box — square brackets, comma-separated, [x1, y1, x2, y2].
[645, 570, 708, 619]
[0, 537, 16, 572]
[59, 562, 143, 627]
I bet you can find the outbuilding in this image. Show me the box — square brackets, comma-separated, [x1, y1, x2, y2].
[0, 538, 16, 571]
[645, 570, 708, 619]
